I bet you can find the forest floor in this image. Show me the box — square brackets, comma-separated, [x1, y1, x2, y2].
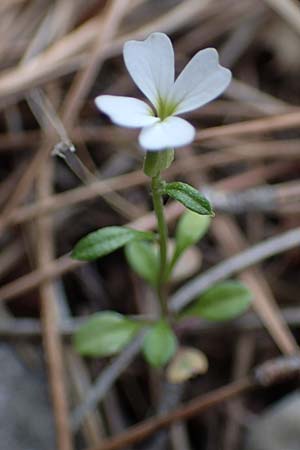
[0, 0, 300, 449]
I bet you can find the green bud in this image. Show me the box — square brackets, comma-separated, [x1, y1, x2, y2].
[143, 148, 174, 177]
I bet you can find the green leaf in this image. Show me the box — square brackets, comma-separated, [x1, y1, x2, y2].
[175, 210, 211, 256]
[74, 311, 141, 357]
[143, 320, 177, 368]
[165, 182, 213, 216]
[125, 241, 159, 287]
[184, 281, 252, 321]
[166, 211, 210, 281]
[72, 226, 155, 261]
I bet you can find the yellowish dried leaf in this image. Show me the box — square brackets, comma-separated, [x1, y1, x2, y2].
[166, 347, 208, 384]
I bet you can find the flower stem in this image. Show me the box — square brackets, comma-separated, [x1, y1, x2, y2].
[151, 174, 169, 317]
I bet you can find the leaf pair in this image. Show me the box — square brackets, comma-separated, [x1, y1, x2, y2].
[74, 311, 176, 368]
[125, 211, 211, 286]
[71, 182, 213, 271]
[74, 281, 252, 365]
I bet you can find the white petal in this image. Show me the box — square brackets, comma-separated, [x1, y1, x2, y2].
[139, 117, 195, 151]
[123, 32, 174, 110]
[171, 48, 232, 115]
[95, 95, 159, 128]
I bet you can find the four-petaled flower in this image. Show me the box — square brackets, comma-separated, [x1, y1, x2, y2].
[95, 32, 231, 152]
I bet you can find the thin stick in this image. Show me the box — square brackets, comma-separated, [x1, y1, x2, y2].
[0, 162, 295, 303]
[226, 79, 290, 114]
[1, 226, 300, 326]
[37, 159, 73, 450]
[86, 352, 300, 450]
[61, 0, 131, 128]
[0, 0, 130, 220]
[0, 0, 211, 103]
[181, 137, 297, 354]
[196, 110, 300, 141]
[71, 332, 146, 432]
[3, 142, 300, 231]
[66, 349, 104, 446]
[170, 226, 300, 312]
[264, 0, 300, 34]
[86, 378, 253, 450]
[211, 215, 298, 355]
[224, 335, 255, 450]
[2, 306, 300, 338]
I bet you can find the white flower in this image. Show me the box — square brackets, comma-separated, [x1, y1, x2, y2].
[95, 32, 231, 152]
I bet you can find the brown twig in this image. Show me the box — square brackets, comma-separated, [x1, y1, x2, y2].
[85, 354, 300, 450]
[170, 226, 300, 313]
[66, 348, 105, 447]
[0, 0, 212, 104]
[0, 162, 296, 303]
[1, 306, 300, 339]
[196, 110, 300, 141]
[86, 378, 253, 450]
[263, 0, 300, 34]
[223, 335, 256, 450]
[61, 0, 131, 128]
[0, 0, 131, 221]
[211, 215, 298, 355]
[180, 137, 298, 355]
[2, 142, 300, 231]
[71, 332, 146, 432]
[36, 158, 73, 450]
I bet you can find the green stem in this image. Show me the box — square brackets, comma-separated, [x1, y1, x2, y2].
[151, 174, 169, 317]
[165, 249, 179, 282]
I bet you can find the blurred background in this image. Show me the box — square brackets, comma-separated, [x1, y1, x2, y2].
[0, 0, 300, 449]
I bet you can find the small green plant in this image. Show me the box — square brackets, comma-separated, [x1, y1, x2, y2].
[72, 33, 252, 372]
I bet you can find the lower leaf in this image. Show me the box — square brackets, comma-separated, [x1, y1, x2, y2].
[74, 311, 141, 357]
[142, 320, 177, 368]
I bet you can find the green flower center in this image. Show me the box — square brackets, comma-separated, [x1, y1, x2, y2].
[156, 96, 178, 120]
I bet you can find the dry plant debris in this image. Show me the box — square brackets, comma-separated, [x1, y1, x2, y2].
[0, 1, 300, 449]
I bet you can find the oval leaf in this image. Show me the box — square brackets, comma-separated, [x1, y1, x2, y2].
[143, 320, 177, 368]
[72, 226, 155, 261]
[175, 210, 211, 256]
[125, 241, 159, 286]
[184, 281, 252, 321]
[74, 311, 141, 357]
[166, 347, 208, 384]
[165, 182, 213, 216]
[172, 246, 202, 284]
